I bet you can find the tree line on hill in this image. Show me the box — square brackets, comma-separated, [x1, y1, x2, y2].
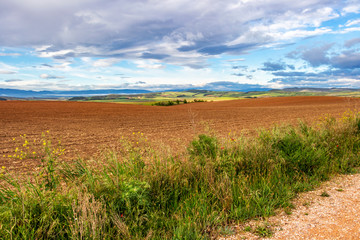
[152, 99, 207, 106]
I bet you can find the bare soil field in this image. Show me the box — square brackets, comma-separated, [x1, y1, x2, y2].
[1, 96, 360, 171]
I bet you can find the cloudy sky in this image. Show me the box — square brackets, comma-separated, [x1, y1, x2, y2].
[0, 0, 360, 91]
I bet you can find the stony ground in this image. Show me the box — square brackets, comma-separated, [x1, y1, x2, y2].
[220, 173, 360, 240]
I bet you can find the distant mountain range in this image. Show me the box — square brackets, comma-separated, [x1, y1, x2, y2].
[280, 87, 360, 92]
[1, 87, 359, 99]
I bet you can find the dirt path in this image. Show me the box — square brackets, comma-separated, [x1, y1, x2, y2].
[221, 173, 360, 239]
[271, 173, 360, 239]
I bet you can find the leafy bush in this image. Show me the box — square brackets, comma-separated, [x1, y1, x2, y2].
[152, 99, 206, 106]
[153, 100, 175, 106]
[188, 134, 218, 160]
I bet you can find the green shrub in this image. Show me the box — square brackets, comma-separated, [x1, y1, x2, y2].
[153, 101, 175, 106]
[188, 134, 218, 160]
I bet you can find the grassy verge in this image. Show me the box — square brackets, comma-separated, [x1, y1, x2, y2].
[1, 111, 360, 239]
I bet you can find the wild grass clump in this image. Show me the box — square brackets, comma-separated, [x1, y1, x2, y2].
[1, 111, 360, 239]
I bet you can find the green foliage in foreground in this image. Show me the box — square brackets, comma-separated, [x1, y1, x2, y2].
[1, 112, 360, 239]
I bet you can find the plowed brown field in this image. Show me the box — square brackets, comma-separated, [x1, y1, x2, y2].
[1, 96, 360, 171]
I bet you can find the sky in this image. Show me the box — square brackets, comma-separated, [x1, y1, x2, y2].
[0, 0, 360, 91]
